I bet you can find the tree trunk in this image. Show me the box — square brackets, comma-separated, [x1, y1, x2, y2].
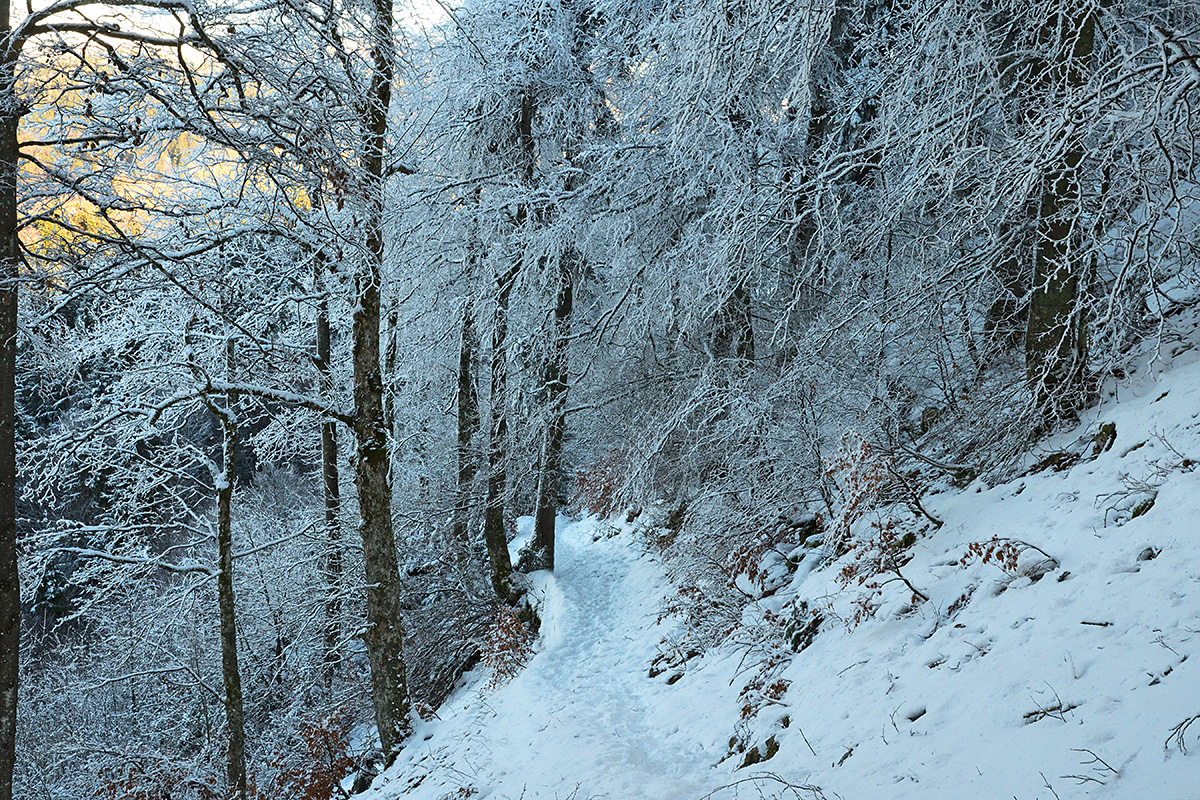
[315, 260, 342, 691]
[0, 28, 19, 800]
[353, 0, 411, 757]
[384, 300, 400, 443]
[529, 253, 574, 572]
[452, 307, 479, 554]
[1024, 5, 1095, 415]
[710, 280, 754, 365]
[481, 92, 536, 603]
[711, 95, 755, 368]
[778, 0, 864, 340]
[214, 336, 247, 798]
[482, 264, 518, 602]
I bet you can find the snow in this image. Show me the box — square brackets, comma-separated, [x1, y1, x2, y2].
[371, 520, 724, 799]
[365, 340, 1200, 800]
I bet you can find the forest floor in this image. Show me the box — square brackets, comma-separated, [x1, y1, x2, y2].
[365, 331, 1200, 800]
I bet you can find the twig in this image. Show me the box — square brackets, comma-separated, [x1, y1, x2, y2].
[1166, 714, 1200, 754]
[1072, 748, 1120, 776]
[698, 772, 830, 800]
[798, 727, 817, 757]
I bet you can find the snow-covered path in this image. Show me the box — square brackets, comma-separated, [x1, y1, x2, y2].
[373, 519, 730, 800]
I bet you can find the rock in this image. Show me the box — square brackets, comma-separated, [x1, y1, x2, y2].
[350, 756, 381, 794]
[764, 735, 780, 760]
[1137, 546, 1160, 562]
[1021, 557, 1059, 583]
[1129, 493, 1157, 519]
[1027, 450, 1080, 475]
[1092, 422, 1117, 455]
[785, 605, 823, 653]
[515, 545, 551, 574]
[739, 746, 761, 768]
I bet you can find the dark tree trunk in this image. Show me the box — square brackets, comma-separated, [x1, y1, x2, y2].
[352, 277, 409, 758]
[529, 253, 574, 572]
[481, 92, 536, 603]
[710, 280, 755, 365]
[315, 260, 342, 690]
[1024, 6, 1095, 415]
[384, 301, 399, 440]
[354, 0, 411, 756]
[0, 27, 19, 800]
[214, 336, 247, 798]
[482, 264, 519, 602]
[712, 93, 755, 368]
[453, 307, 479, 554]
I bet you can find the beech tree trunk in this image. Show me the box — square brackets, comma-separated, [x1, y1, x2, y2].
[1024, 5, 1095, 415]
[0, 24, 19, 800]
[712, 96, 755, 367]
[214, 336, 247, 798]
[482, 264, 519, 602]
[315, 260, 342, 690]
[529, 254, 574, 572]
[453, 307, 479, 553]
[481, 92, 536, 603]
[353, 0, 411, 757]
[710, 280, 754, 365]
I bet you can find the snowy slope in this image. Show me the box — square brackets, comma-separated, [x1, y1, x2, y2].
[365, 346, 1200, 800]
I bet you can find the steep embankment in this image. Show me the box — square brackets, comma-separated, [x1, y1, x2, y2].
[366, 344, 1200, 800]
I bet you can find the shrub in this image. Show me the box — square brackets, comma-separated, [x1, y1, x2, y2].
[482, 606, 532, 690]
[571, 454, 625, 517]
[825, 432, 889, 554]
[93, 762, 219, 800]
[267, 710, 355, 800]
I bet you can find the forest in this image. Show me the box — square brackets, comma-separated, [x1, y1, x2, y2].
[0, 0, 1198, 797]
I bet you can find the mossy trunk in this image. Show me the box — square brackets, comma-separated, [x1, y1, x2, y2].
[354, 0, 411, 757]
[315, 259, 342, 690]
[215, 337, 247, 798]
[453, 308, 479, 554]
[530, 252, 575, 571]
[483, 265, 518, 602]
[482, 92, 536, 603]
[1024, 4, 1095, 415]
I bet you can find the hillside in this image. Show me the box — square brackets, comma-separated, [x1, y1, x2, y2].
[363, 340, 1200, 800]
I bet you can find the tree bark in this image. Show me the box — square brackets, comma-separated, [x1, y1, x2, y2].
[529, 253, 574, 572]
[1024, 5, 1095, 415]
[482, 264, 518, 602]
[353, 0, 411, 757]
[214, 335, 247, 798]
[481, 92, 536, 603]
[315, 259, 342, 691]
[710, 280, 754, 365]
[452, 307, 479, 554]
[711, 94, 755, 368]
[0, 22, 19, 800]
